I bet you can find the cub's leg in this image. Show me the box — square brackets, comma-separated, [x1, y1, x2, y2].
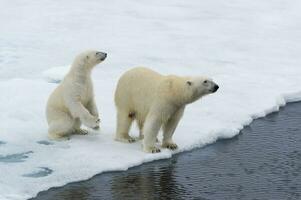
[115, 109, 135, 143]
[48, 110, 75, 140]
[72, 118, 88, 135]
[87, 99, 100, 130]
[64, 98, 99, 129]
[162, 107, 185, 150]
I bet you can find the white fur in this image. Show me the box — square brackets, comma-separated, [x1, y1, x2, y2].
[114, 67, 219, 153]
[46, 50, 107, 140]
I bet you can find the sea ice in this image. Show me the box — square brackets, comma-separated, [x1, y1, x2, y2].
[1, 0, 301, 199]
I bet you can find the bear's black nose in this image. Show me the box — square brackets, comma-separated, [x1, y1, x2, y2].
[213, 84, 219, 92]
[97, 52, 107, 61]
[102, 53, 107, 60]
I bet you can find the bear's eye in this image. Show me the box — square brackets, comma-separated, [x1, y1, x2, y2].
[203, 80, 208, 84]
[187, 81, 192, 86]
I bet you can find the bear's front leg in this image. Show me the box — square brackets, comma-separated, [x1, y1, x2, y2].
[143, 116, 162, 153]
[162, 107, 184, 150]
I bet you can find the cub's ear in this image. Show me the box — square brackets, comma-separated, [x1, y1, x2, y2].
[186, 81, 192, 86]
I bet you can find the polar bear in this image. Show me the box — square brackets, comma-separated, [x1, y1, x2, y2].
[114, 67, 219, 153]
[46, 50, 107, 140]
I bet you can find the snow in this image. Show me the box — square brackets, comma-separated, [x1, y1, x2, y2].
[1, 0, 301, 199]
[42, 66, 69, 83]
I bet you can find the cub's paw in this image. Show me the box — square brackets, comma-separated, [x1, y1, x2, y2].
[48, 133, 70, 141]
[93, 125, 100, 130]
[143, 146, 161, 153]
[74, 129, 88, 135]
[84, 116, 100, 129]
[92, 118, 100, 128]
[162, 142, 178, 150]
[115, 136, 136, 143]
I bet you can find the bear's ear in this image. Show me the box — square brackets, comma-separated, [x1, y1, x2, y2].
[186, 81, 192, 86]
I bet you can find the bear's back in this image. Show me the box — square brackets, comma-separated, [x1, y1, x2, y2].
[115, 67, 163, 111]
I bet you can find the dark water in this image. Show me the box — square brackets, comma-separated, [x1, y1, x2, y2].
[33, 102, 301, 200]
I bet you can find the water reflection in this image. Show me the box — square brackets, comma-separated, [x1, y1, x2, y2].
[110, 159, 187, 200]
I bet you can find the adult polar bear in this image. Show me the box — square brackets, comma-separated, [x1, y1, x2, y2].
[115, 67, 219, 153]
[46, 50, 107, 140]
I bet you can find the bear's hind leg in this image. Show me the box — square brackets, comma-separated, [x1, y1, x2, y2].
[137, 119, 144, 140]
[138, 120, 159, 142]
[48, 112, 75, 140]
[115, 109, 135, 143]
[143, 115, 162, 153]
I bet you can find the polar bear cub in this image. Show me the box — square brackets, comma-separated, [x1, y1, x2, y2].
[46, 50, 107, 140]
[114, 67, 219, 153]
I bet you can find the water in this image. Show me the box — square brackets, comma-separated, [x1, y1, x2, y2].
[33, 102, 301, 200]
[23, 168, 53, 178]
[0, 151, 33, 163]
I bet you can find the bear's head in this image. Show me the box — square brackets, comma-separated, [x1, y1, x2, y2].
[184, 76, 219, 104]
[74, 50, 107, 69]
[164, 75, 219, 106]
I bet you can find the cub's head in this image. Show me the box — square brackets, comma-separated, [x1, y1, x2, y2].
[184, 76, 219, 104]
[75, 50, 107, 69]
